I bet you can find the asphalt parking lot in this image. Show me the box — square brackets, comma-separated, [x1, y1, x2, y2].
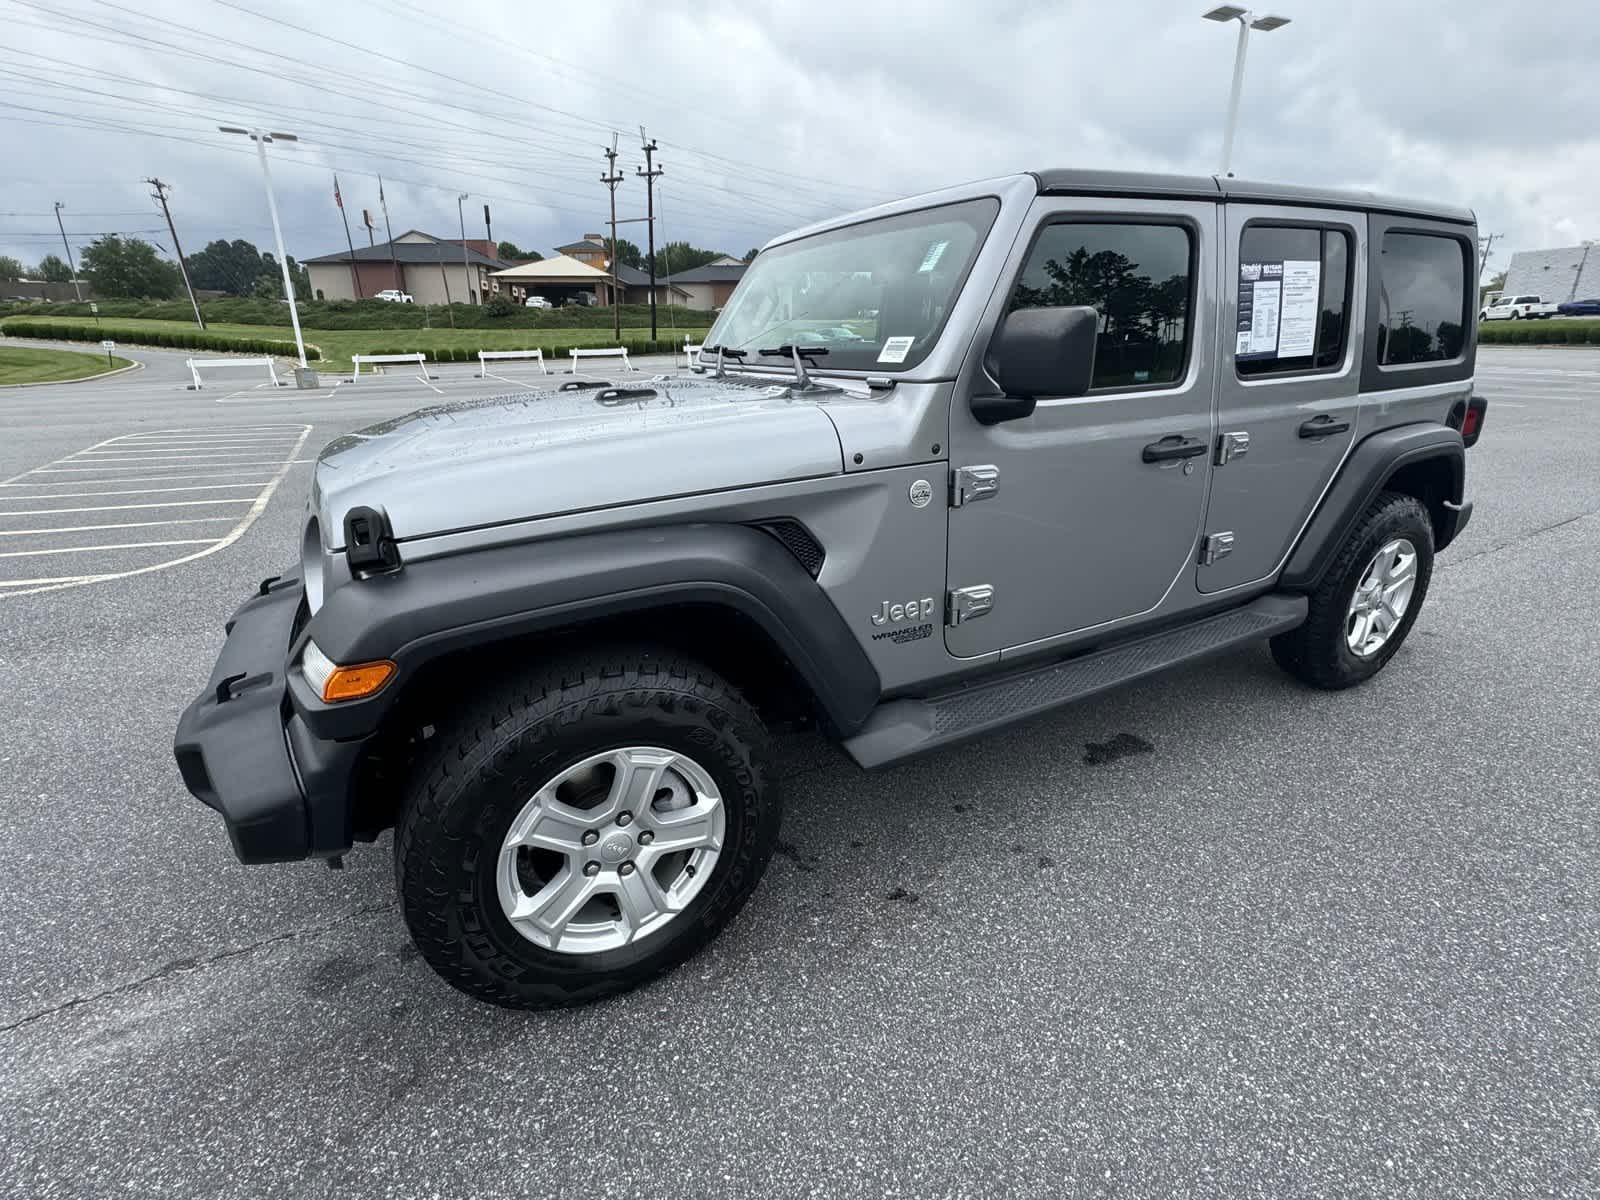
[2, 343, 1598, 1198]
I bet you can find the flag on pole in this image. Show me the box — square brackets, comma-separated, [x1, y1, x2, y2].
[333, 175, 343, 209]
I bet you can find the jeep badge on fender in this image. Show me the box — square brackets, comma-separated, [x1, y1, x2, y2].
[175, 167, 1482, 1010]
[872, 597, 936, 626]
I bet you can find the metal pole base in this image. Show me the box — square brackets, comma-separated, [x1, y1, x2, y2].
[293, 366, 321, 389]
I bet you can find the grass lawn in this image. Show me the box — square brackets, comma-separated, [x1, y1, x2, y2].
[0, 344, 134, 385]
[9, 317, 713, 374]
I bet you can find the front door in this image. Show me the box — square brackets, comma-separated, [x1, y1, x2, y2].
[1197, 205, 1362, 592]
[945, 198, 1219, 659]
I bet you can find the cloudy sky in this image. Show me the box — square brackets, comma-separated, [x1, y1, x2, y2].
[2, 0, 1596, 278]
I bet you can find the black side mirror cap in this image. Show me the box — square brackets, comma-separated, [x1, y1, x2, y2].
[975, 305, 1098, 424]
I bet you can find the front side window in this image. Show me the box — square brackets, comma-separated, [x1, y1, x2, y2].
[1235, 225, 1352, 376]
[1006, 222, 1193, 390]
[1378, 233, 1468, 365]
[703, 197, 999, 372]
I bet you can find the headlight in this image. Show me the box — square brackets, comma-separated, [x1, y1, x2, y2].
[299, 639, 396, 703]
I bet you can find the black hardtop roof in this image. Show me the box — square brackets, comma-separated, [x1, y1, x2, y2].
[1032, 169, 1475, 226]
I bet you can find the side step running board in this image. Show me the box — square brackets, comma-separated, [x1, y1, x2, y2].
[842, 594, 1307, 769]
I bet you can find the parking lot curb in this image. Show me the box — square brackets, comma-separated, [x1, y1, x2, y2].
[0, 357, 145, 389]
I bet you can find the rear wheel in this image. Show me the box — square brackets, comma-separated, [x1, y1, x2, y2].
[1271, 492, 1434, 690]
[394, 646, 777, 1009]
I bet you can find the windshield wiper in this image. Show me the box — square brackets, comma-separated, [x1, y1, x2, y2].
[757, 344, 829, 390]
[698, 345, 749, 379]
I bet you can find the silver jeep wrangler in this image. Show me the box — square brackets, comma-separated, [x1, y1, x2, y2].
[175, 169, 1487, 1008]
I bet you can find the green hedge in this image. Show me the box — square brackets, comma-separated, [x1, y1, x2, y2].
[0, 297, 713, 332]
[1478, 319, 1600, 345]
[0, 318, 318, 359]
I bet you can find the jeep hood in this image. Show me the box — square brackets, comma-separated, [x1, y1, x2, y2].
[312, 376, 844, 545]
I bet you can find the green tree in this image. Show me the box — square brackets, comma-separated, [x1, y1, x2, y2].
[612, 238, 644, 269]
[743, 247, 760, 262]
[496, 240, 541, 262]
[185, 238, 267, 295]
[79, 236, 180, 298]
[0, 255, 25, 281]
[253, 254, 312, 299]
[36, 254, 74, 282]
[651, 241, 724, 275]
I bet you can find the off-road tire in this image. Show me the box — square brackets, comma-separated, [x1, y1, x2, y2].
[1270, 491, 1435, 690]
[394, 646, 777, 1009]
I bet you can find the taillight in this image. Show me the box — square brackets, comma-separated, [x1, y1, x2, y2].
[1461, 406, 1480, 439]
[1459, 395, 1487, 448]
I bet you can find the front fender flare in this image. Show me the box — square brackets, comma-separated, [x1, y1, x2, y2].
[295, 524, 881, 739]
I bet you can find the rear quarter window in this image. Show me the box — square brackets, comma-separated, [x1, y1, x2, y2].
[1377, 232, 1468, 365]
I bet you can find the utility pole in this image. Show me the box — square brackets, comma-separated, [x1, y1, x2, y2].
[146, 179, 206, 328]
[52, 202, 83, 301]
[334, 174, 362, 299]
[602, 135, 623, 340]
[1478, 232, 1500, 278]
[362, 209, 376, 248]
[636, 128, 662, 339]
[483, 203, 492, 252]
[457, 192, 473, 305]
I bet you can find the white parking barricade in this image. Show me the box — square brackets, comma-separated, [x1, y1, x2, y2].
[681, 338, 702, 368]
[186, 356, 281, 390]
[477, 349, 548, 377]
[568, 347, 637, 373]
[351, 352, 429, 381]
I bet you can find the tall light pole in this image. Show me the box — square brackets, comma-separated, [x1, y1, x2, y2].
[218, 126, 308, 372]
[1202, 6, 1290, 176]
[457, 192, 473, 304]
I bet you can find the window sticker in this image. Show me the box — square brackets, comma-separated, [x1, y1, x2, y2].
[1276, 259, 1322, 357]
[918, 240, 950, 273]
[877, 335, 916, 363]
[1237, 257, 1321, 360]
[1236, 261, 1283, 358]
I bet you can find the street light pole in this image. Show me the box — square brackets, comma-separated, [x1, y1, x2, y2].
[219, 126, 308, 370]
[53, 202, 83, 302]
[1202, 7, 1291, 176]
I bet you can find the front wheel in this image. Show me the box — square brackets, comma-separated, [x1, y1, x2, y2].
[394, 647, 778, 1009]
[1271, 492, 1435, 690]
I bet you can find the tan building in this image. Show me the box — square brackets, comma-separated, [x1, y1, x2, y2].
[662, 262, 748, 311]
[305, 230, 508, 304]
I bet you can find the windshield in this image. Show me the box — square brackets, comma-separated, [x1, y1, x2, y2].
[705, 197, 1000, 372]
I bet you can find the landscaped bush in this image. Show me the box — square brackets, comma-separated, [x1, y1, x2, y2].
[1478, 319, 1600, 345]
[0, 317, 319, 359]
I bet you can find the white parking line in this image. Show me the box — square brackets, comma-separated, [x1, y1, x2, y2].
[0, 498, 255, 516]
[0, 483, 267, 500]
[0, 538, 217, 558]
[0, 517, 237, 536]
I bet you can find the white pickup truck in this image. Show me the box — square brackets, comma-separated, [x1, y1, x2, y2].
[1480, 294, 1558, 320]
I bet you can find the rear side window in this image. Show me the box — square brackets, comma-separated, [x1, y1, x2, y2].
[1008, 222, 1193, 391]
[1378, 233, 1468, 365]
[1235, 225, 1352, 376]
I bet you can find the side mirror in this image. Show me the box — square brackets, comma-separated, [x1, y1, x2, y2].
[973, 305, 1098, 425]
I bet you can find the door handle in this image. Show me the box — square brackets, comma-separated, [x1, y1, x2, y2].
[1141, 435, 1208, 463]
[1298, 415, 1351, 439]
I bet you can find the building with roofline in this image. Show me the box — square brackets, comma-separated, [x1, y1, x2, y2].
[304, 230, 509, 304]
[1501, 244, 1599, 305]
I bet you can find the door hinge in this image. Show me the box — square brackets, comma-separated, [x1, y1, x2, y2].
[1199, 532, 1235, 566]
[1215, 431, 1250, 465]
[950, 464, 1000, 507]
[946, 584, 995, 625]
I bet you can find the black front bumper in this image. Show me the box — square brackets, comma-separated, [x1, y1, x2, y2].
[173, 573, 363, 864]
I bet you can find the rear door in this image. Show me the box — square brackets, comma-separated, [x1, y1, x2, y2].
[1197, 205, 1362, 592]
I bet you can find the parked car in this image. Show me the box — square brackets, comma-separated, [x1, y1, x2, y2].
[373, 289, 414, 303]
[565, 293, 595, 307]
[176, 168, 1487, 1010]
[1556, 297, 1600, 317]
[524, 295, 552, 309]
[1480, 294, 1556, 320]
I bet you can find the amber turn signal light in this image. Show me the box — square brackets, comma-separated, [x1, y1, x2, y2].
[300, 640, 396, 703]
[321, 660, 396, 702]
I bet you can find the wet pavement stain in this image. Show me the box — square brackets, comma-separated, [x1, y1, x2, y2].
[776, 840, 822, 873]
[1082, 732, 1155, 766]
[884, 886, 920, 904]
